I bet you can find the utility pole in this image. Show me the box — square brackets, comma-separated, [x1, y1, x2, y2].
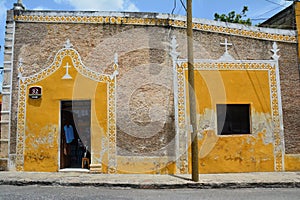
[187, 0, 199, 182]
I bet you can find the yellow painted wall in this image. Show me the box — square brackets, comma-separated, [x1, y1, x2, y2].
[188, 70, 275, 173]
[194, 70, 271, 114]
[22, 60, 277, 173]
[117, 156, 176, 174]
[285, 154, 300, 171]
[23, 55, 108, 172]
[21, 54, 278, 173]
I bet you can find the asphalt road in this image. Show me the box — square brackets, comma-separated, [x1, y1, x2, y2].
[0, 185, 299, 200]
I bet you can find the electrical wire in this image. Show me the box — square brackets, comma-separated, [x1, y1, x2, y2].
[251, 0, 292, 19]
[179, 0, 187, 12]
[264, 0, 286, 7]
[223, 21, 275, 124]
[170, 0, 185, 18]
[251, 18, 270, 21]
[252, 5, 285, 19]
[171, 0, 176, 15]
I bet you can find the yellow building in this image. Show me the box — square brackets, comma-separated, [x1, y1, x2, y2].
[0, 2, 299, 173]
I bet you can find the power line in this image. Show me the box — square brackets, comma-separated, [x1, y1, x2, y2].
[171, 0, 176, 15]
[264, 0, 286, 7]
[170, 0, 185, 17]
[251, 18, 270, 21]
[180, 0, 187, 12]
[253, 5, 284, 18]
[252, 0, 292, 19]
[223, 22, 274, 126]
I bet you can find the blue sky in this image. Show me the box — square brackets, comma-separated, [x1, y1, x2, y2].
[0, 0, 294, 66]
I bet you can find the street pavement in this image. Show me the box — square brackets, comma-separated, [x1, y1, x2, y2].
[0, 171, 299, 189]
[1, 186, 299, 200]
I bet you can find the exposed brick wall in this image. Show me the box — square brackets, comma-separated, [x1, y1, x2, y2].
[278, 42, 300, 154]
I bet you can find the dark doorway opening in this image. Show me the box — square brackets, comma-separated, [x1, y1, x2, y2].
[60, 100, 91, 169]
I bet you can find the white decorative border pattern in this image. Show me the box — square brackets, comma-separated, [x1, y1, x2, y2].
[175, 61, 284, 172]
[14, 14, 296, 43]
[16, 46, 117, 172]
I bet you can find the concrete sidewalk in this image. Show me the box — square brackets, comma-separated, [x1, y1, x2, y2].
[0, 171, 299, 189]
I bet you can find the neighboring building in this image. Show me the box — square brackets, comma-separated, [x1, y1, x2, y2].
[0, 1, 299, 173]
[259, 3, 296, 30]
[259, 2, 300, 66]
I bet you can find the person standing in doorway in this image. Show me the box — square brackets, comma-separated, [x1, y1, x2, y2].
[64, 121, 75, 144]
[62, 120, 75, 168]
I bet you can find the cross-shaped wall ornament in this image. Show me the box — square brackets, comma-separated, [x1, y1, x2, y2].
[62, 62, 72, 79]
[219, 38, 235, 61]
[220, 38, 232, 54]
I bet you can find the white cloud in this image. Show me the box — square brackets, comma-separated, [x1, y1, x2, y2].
[54, 0, 64, 3]
[32, 6, 49, 10]
[54, 0, 139, 12]
[123, 1, 139, 12]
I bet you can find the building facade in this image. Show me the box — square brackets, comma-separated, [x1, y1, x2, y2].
[0, 3, 299, 173]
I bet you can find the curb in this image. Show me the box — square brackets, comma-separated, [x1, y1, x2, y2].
[1, 180, 299, 189]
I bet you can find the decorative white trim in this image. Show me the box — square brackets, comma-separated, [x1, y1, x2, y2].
[271, 42, 280, 61]
[14, 11, 296, 43]
[273, 45, 285, 171]
[18, 58, 23, 79]
[169, 35, 182, 173]
[171, 38, 285, 172]
[64, 39, 73, 49]
[114, 53, 118, 66]
[15, 40, 118, 172]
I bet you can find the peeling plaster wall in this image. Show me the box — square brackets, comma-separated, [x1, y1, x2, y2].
[196, 131, 274, 173]
[184, 70, 276, 173]
[22, 55, 108, 172]
[24, 124, 58, 171]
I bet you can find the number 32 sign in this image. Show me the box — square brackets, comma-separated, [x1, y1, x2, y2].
[29, 86, 42, 99]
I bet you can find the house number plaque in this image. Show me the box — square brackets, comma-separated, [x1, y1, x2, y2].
[29, 86, 42, 99]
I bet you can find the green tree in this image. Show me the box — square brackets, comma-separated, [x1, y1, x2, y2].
[214, 6, 252, 25]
